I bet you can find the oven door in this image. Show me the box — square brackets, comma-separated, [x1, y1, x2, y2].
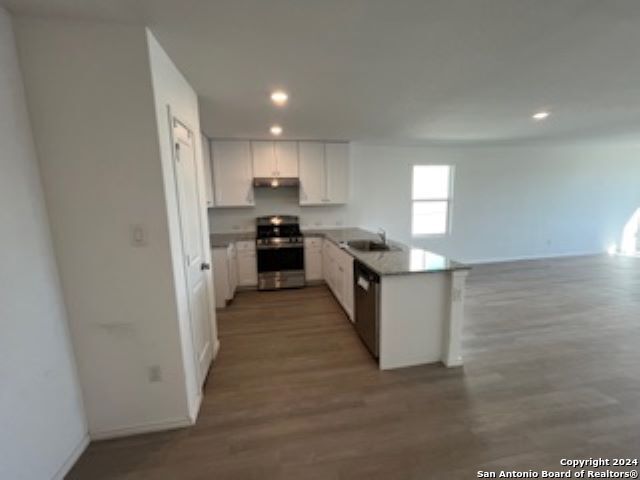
[257, 244, 305, 289]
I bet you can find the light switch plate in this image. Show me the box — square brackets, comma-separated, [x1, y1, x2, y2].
[131, 224, 147, 247]
[148, 365, 162, 382]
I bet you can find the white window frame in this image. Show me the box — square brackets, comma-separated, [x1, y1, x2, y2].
[411, 164, 455, 237]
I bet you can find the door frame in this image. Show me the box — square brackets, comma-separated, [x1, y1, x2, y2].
[167, 107, 216, 390]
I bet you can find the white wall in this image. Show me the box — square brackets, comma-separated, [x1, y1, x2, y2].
[350, 142, 640, 263]
[15, 17, 193, 438]
[0, 8, 87, 479]
[146, 29, 216, 419]
[208, 186, 351, 232]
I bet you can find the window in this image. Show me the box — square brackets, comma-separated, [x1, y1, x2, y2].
[411, 165, 453, 235]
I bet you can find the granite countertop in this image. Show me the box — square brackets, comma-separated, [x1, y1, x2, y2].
[304, 228, 469, 276]
[209, 231, 255, 248]
[210, 227, 469, 276]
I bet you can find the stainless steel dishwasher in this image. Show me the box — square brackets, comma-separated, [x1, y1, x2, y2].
[354, 260, 380, 358]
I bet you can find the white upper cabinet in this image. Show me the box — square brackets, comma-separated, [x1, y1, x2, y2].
[251, 141, 276, 177]
[299, 142, 326, 205]
[275, 141, 298, 177]
[299, 142, 349, 205]
[211, 140, 254, 207]
[201, 133, 214, 207]
[251, 141, 299, 177]
[325, 143, 349, 204]
[209, 139, 347, 208]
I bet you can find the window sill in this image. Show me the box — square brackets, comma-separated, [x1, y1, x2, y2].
[411, 233, 449, 239]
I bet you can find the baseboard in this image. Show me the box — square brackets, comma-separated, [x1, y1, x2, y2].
[235, 285, 257, 292]
[213, 338, 221, 359]
[90, 417, 193, 441]
[52, 433, 90, 480]
[380, 354, 441, 371]
[464, 250, 604, 265]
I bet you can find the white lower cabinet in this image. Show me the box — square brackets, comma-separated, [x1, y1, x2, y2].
[322, 239, 354, 321]
[228, 243, 238, 294]
[212, 243, 240, 309]
[236, 241, 258, 287]
[322, 240, 333, 288]
[304, 237, 323, 281]
[212, 247, 231, 308]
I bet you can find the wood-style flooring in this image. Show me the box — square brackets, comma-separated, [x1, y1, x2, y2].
[67, 255, 640, 479]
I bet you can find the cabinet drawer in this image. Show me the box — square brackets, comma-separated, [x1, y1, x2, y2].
[236, 240, 256, 252]
[304, 237, 323, 250]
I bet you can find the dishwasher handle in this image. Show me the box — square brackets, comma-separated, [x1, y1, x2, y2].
[354, 261, 380, 286]
[357, 275, 371, 291]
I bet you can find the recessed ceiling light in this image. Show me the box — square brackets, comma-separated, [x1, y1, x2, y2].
[270, 125, 283, 136]
[532, 111, 550, 121]
[270, 90, 288, 106]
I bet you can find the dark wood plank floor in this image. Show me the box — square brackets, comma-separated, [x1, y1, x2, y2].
[68, 255, 640, 479]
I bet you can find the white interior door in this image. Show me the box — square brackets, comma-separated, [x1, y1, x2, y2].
[173, 119, 214, 388]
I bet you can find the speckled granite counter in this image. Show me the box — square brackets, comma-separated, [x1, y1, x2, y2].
[209, 232, 255, 248]
[210, 228, 468, 275]
[304, 228, 469, 276]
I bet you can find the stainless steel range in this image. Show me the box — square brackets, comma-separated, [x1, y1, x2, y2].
[256, 215, 305, 290]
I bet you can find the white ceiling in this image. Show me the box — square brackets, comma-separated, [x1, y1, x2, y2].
[5, 0, 640, 143]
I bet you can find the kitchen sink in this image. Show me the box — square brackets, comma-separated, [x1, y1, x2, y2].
[347, 240, 399, 252]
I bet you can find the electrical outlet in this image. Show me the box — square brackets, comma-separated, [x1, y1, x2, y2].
[148, 365, 162, 383]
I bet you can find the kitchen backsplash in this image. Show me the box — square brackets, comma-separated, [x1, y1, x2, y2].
[208, 187, 352, 233]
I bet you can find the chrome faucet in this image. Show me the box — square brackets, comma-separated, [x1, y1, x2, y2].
[378, 228, 387, 245]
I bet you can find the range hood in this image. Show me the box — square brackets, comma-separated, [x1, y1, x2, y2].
[253, 177, 299, 188]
